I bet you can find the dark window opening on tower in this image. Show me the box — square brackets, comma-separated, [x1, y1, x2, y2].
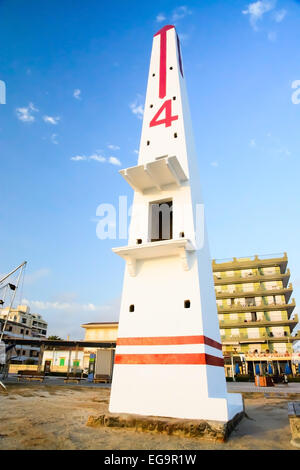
[129, 304, 135, 312]
[184, 300, 191, 308]
[150, 200, 173, 242]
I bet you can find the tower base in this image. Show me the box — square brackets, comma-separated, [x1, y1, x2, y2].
[87, 405, 245, 443]
[109, 365, 244, 422]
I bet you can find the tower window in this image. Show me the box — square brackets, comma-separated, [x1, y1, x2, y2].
[129, 305, 135, 312]
[147, 141, 150, 146]
[184, 300, 191, 308]
[136, 239, 142, 245]
[173, 96, 176, 100]
[150, 200, 173, 242]
[152, 73, 155, 77]
[169, 67, 173, 70]
[174, 133, 178, 138]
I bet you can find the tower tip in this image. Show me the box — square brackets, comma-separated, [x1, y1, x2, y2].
[154, 24, 175, 37]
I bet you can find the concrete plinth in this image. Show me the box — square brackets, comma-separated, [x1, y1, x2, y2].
[288, 402, 300, 448]
[87, 409, 245, 443]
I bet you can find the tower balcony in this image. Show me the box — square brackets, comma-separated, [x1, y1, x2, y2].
[119, 155, 188, 193]
[112, 238, 195, 276]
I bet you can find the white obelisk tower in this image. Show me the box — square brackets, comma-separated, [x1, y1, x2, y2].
[109, 25, 243, 422]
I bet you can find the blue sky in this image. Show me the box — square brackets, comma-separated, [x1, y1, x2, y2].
[0, 0, 299, 338]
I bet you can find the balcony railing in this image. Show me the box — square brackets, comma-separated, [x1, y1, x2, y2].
[214, 270, 290, 286]
[217, 299, 295, 313]
[221, 331, 300, 343]
[215, 284, 293, 301]
[219, 314, 299, 328]
[212, 252, 287, 273]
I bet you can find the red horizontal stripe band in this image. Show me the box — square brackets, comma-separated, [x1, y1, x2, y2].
[117, 335, 222, 351]
[115, 353, 224, 367]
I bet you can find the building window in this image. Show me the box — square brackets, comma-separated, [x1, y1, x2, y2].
[129, 304, 135, 312]
[73, 360, 80, 367]
[251, 312, 257, 322]
[60, 358, 65, 366]
[184, 300, 191, 308]
[245, 297, 256, 307]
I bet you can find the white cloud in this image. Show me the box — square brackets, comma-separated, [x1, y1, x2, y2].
[89, 153, 106, 163]
[73, 88, 81, 100]
[107, 144, 120, 151]
[133, 149, 139, 154]
[178, 33, 189, 44]
[130, 95, 144, 120]
[71, 152, 122, 166]
[156, 13, 166, 23]
[23, 298, 102, 312]
[71, 155, 87, 161]
[51, 133, 59, 145]
[109, 156, 121, 166]
[16, 102, 38, 122]
[268, 31, 277, 41]
[171, 6, 192, 22]
[43, 115, 60, 125]
[273, 9, 286, 23]
[70, 153, 110, 163]
[242, 1, 276, 30]
[250, 138, 256, 147]
[22, 296, 120, 339]
[210, 161, 218, 167]
[24, 268, 50, 285]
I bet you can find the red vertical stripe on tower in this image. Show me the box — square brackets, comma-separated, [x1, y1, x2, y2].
[154, 25, 175, 100]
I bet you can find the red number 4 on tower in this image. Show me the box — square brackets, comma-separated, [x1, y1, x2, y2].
[149, 99, 178, 128]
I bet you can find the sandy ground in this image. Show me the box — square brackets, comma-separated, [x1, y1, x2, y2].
[0, 382, 299, 450]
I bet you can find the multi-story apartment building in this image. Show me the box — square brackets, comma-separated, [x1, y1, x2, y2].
[212, 253, 300, 376]
[0, 304, 48, 363]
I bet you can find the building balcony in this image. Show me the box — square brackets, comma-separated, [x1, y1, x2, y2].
[219, 314, 299, 329]
[266, 331, 300, 343]
[217, 299, 295, 315]
[213, 269, 290, 287]
[221, 331, 300, 345]
[221, 334, 268, 345]
[112, 238, 195, 276]
[216, 284, 293, 303]
[212, 252, 288, 274]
